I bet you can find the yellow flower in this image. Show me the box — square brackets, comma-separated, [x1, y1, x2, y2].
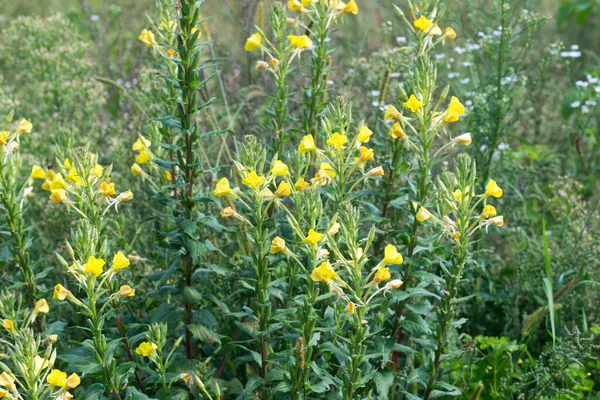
[275, 181, 291, 197]
[164, 171, 172, 181]
[136, 150, 152, 164]
[47, 334, 58, 343]
[272, 160, 289, 176]
[367, 166, 384, 176]
[303, 229, 324, 245]
[34, 299, 49, 314]
[132, 137, 151, 152]
[294, 178, 310, 192]
[288, 0, 303, 10]
[414, 15, 432, 31]
[118, 285, 135, 297]
[3, 319, 14, 333]
[136, 341, 158, 357]
[0, 388, 7, 398]
[357, 125, 373, 142]
[34, 355, 48, 374]
[482, 204, 497, 218]
[301, 0, 311, 6]
[373, 267, 391, 283]
[65, 168, 82, 185]
[343, 0, 358, 14]
[138, 29, 156, 47]
[384, 105, 401, 120]
[485, 179, 503, 198]
[167, 48, 176, 58]
[17, 118, 33, 133]
[83, 256, 105, 277]
[445, 27, 457, 39]
[455, 132, 472, 146]
[384, 244, 403, 265]
[65, 373, 80, 389]
[443, 96, 465, 123]
[326, 132, 348, 150]
[118, 190, 134, 202]
[270, 237, 287, 254]
[288, 35, 313, 49]
[269, 58, 279, 68]
[416, 206, 432, 222]
[31, 165, 46, 179]
[489, 216, 504, 227]
[389, 122, 406, 139]
[0, 372, 15, 388]
[429, 25, 442, 35]
[53, 284, 71, 301]
[101, 181, 116, 197]
[49, 173, 67, 191]
[359, 146, 374, 162]
[346, 302, 356, 314]
[242, 171, 266, 189]
[113, 252, 130, 270]
[311, 261, 337, 282]
[213, 177, 232, 197]
[47, 369, 67, 387]
[403, 94, 425, 112]
[299, 134, 317, 153]
[92, 164, 104, 177]
[49, 189, 67, 203]
[245, 33, 262, 51]
[0, 131, 8, 145]
[328, 223, 340, 235]
[453, 189, 463, 202]
[320, 163, 336, 178]
[220, 207, 235, 217]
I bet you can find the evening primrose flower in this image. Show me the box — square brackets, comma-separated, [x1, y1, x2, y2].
[311, 261, 337, 282]
[275, 181, 291, 197]
[357, 125, 373, 142]
[299, 134, 317, 153]
[384, 105, 401, 120]
[83, 256, 105, 277]
[294, 178, 310, 192]
[101, 181, 116, 197]
[0, 372, 15, 388]
[342, 0, 358, 14]
[269, 58, 279, 68]
[138, 29, 156, 47]
[132, 137, 151, 151]
[303, 229, 324, 245]
[49, 173, 67, 191]
[455, 132, 472, 145]
[367, 166, 384, 176]
[0, 131, 9, 145]
[47, 369, 67, 387]
[453, 189, 463, 201]
[31, 165, 46, 179]
[414, 15, 432, 31]
[272, 160, 289, 176]
[416, 206, 432, 222]
[220, 207, 235, 217]
[485, 179, 503, 198]
[482, 204, 497, 218]
[288, 0, 303, 10]
[270, 237, 287, 254]
[53, 284, 71, 301]
[118, 190, 134, 202]
[389, 122, 406, 139]
[49, 189, 67, 203]
[245, 33, 262, 51]
[359, 146, 374, 162]
[443, 96, 465, 123]
[136, 341, 158, 357]
[113, 252, 130, 270]
[288, 35, 313, 49]
[34, 355, 48, 374]
[118, 285, 135, 297]
[164, 171, 172, 181]
[65, 168, 82, 185]
[34, 299, 49, 314]
[18, 118, 33, 133]
[242, 171, 266, 188]
[213, 177, 232, 196]
[3, 319, 14, 333]
[373, 267, 391, 283]
[327, 132, 348, 150]
[136, 150, 152, 164]
[445, 27, 457, 39]
[320, 163, 336, 178]
[346, 302, 356, 314]
[65, 373, 81, 389]
[403, 94, 424, 112]
[384, 244, 403, 265]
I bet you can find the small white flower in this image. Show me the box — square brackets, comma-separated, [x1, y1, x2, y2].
[465, 100, 473, 106]
[595, 86, 600, 94]
[390, 72, 401, 78]
[462, 61, 472, 67]
[371, 90, 380, 97]
[570, 101, 581, 108]
[396, 36, 406, 43]
[582, 105, 590, 114]
[372, 101, 379, 108]
[454, 47, 466, 54]
[498, 142, 510, 151]
[461, 78, 470, 84]
[480, 144, 488, 152]
[575, 80, 589, 88]
[90, 15, 100, 22]
[435, 53, 446, 60]
[571, 44, 579, 50]
[585, 100, 597, 106]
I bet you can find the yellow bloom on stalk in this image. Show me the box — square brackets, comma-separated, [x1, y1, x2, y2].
[53, 284, 71, 300]
[118, 285, 135, 297]
[242, 171, 266, 188]
[299, 134, 317, 153]
[303, 229, 324, 245]
[288, 35, 313, 49]
[445, 27, 457, 39]
[34, 355, 48, 374]
[18, 118, 33, 133]
[453, 189, 463, 202]
[416, 206, 432, 222]
[320, 163, 336, 178]
[3, 319, 14, 332]
[113, 252, 130, 270]
[47, 369, 67, 387]
[164, 171, 172, 181]
[357, 125, 373, 142]
[167, 48, 176, 58]
[270, 237, 287, 254]
[101, 181, 116, 197]
[367, 166, 384, 176]
[414, 15, 432, 31]
[275, 181, 291, 197]
[49, 189, 67, 203]
[443, 96, 465, 123]
[288, 0, 303, 10]
[0, 372, 15, 388]
[65, 373, 81, 389]
[272, 160, 289, 176]
[311, 261, 337, 283]
[83, 256, 105, 277]
[342, 0, 358, 14]
[118, 190, 134, 202]
[455, 132, 472, 146]
[359, 146, 374, 162]
[132, 137, 151, 152]
[136, 150, 152, 165]
[485, 179, 503, 198]
[326, 132, 348, 150]
[403, 95, 424, 112]
[213, 177, 232, 196]
[429, 25, 442, 35]
[138, 29, 156, 47]
[49, 173, 67, 191]
[31, 165, 46, 179]
[220, 207, 235, 217]
[136, 341, 158, 357]
[245, 33, 262, 51]
[384, 105, 401, 120]
[0, 388, 7, 398]
[294, 178, 310, 192]
[389, 122, 405, 139]
[384, 244, 403, 265]
[0, 131, 9, 145]
[65, 168, 82, 185]
[346, 302, 356, 314]
[373, 267, 391, 283]
[34, 299, 49, 314]
[482, 204, 497, 218]
[92, 164, 104, 177]
[301, 0, 311, 6]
